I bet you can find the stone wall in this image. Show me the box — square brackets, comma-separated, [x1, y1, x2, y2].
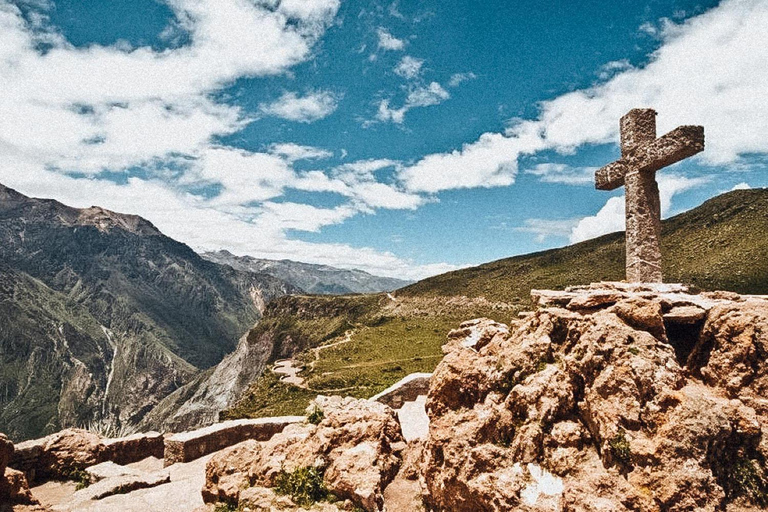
[163, 416, 304, 466]
[369, 373, 432, 409]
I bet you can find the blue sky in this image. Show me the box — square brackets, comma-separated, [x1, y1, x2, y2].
[0, 0, 767, 279]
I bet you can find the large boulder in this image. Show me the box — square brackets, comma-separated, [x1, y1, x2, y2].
[422, 286, 768, 511]
[0, 433, 12, 477]
[203, 396, 405, 511]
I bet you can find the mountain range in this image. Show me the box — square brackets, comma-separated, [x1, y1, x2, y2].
[2, 184, 766, 439]
[0, 183, 296, 441]
[201, 250, 412, 295]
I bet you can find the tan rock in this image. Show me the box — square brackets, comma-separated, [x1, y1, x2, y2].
[0, 467, 38, 505]
[421, 289, 768, 511]
[203, 396, 404, 511]
[0, 433, 12, 478]
[663, 305, 706, 325]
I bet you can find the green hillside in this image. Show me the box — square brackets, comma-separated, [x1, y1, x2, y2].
[401, 188, 768, 302]
[225, 188, 768, 420]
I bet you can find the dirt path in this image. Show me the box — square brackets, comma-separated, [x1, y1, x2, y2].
[272, 330, 356, 389]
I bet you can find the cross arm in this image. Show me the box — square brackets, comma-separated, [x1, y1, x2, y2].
[594, 125, 705, 191]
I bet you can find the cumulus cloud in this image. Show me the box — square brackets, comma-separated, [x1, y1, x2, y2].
[569, 175, 708, 243]
[731, 182, 751, 190]
[267, 143, 333, 162]
[259, 90, 339, 123]
[399, 0, 768, 191]
[394, 56, 424, 79]
[376, 81, 450, 124]
[377, 27, 405, 50]
[399, 121, 545, 193]
[525, 163, 596, 185]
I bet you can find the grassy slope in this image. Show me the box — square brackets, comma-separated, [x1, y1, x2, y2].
[401, 189, 768, 302]
[225, 189, 768, 419]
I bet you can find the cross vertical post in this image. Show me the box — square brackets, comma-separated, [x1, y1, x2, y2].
[622, 109, 662, 283]
[594, 109, 705, 283]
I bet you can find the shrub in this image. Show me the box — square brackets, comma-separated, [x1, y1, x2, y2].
[274, 466, 328, 507]
[307, 405, 324, 425]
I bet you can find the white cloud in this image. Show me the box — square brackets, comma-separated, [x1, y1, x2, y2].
[525, 163, 596, 185]
[259, 90, 339, 123]
[514, 218, 580, 243]
[394, 56, 423, 79]
[569, 175, 708, 243]
[0, 0, 456, 280]
[448, 72, 476, 87]
[399, 0, 768, 192]
[377, 27, 405, 51]
[399, 121, 545, 193]
[376, 82, 450, 124]
[731, 182, 751, 190]
[268, 143, 333, 162]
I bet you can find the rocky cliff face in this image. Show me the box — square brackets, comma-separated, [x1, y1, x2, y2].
[202, 250, 412, 295]
[422, 283, 768, 511]
[0, 183, 295, 441]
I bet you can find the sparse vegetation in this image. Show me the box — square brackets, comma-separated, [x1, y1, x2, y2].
[273, 466, 328, 507]
[307, 405, 324, 425]
[722, 456, 768, 506]
[609, 428, 633, 467]
[224, 296, 514, 419]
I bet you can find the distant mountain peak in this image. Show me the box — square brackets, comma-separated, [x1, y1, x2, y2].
[0, 182, 161, 236]
[76, 205, 161, 236]
[202, 250, 413, 295]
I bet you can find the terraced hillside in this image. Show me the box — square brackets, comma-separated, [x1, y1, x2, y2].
[224, 188, 768, 420]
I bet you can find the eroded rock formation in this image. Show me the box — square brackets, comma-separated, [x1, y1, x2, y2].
[422, 283, 768, 511]
[202, 396, 405, 511]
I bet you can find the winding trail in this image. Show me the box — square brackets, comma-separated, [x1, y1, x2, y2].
[272, 329, 356, 389]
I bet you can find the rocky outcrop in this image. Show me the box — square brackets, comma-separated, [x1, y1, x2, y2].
[10, 429, 163, 483]
[421, 283, 768, 511]
[163, 416, 303, 466]
[202, 396, 405, 511]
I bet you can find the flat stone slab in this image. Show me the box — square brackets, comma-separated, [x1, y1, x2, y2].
[86, 461, 145, 482]
[163, 416, 304, 466]
[397, 395, 429, 442]
[370, 373, 432, 409]
[53, 467, 170, 511]
[663, 306, 707, 324]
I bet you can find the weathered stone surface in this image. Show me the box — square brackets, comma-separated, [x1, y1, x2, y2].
[0, 433, 12, 478]
[422, 287, 768, 511]
[163, 416, 303, 466]
[594, 109, 704, 282]
[0, 467, 38, 506]
[9, 430, 166, 485]
[53, 468, 170, 511]
[203, 396, 404, 511]
[369, 373, 432, 409]
[11, 429, 104, 483]
[101, 432, 164, 466]
[664, 305, 707, 324]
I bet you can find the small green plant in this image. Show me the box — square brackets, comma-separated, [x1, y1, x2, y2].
[628, 347, 640, 355]
[608, 428, 633, 467]
[66, 468, 91, 490]
[728, 457, 768, 506]
[213, 502, 237, 512]
[536, 360, 548, 372]
[274, 466, 328, 507]
[307, 405, 325, 425]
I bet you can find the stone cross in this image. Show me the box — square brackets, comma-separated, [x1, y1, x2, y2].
[595, 109, 704, 282]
